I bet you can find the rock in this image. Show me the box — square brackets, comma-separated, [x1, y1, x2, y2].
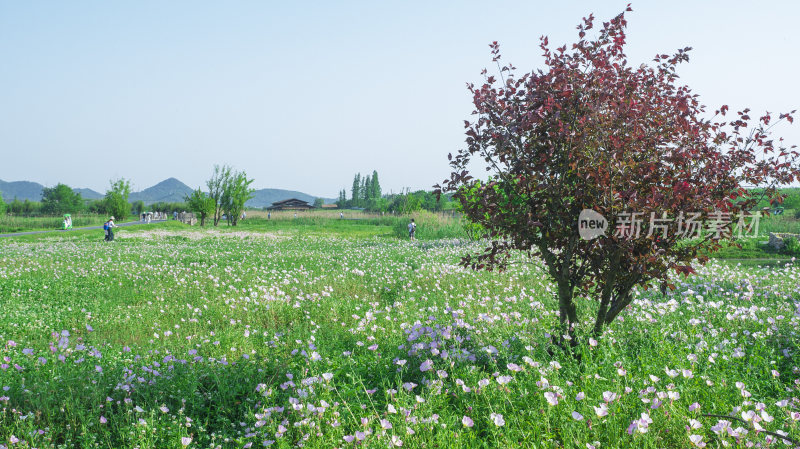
[768, 232, 800, 251]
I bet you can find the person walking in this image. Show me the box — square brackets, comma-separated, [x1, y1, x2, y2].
[408, 218, 416, 241]
[107, 216, 117, 241]
[103, 219, 110, 241]
[340, 212, 344, 219]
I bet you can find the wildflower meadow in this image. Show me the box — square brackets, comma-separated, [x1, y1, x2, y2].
[0, 220, 798, 448]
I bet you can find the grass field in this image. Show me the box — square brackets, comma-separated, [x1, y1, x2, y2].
[0, 218, 799, 448]
[0, 214, 108, 234]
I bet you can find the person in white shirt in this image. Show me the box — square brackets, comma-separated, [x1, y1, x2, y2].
[408, 219, 416, 241]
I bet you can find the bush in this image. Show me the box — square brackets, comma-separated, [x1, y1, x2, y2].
[782, 236, 800, 257]
[391, 211, 466, 240]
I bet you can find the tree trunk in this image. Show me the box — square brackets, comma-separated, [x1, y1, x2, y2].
[557, 278, 578, 347]
[593, 251, 621, 336]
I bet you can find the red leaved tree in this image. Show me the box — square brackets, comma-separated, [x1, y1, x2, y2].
[437, 6, 799, 342]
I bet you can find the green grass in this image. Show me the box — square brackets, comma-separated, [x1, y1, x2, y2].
[0, 214, 108, 233]
[0, 219, 798, 448]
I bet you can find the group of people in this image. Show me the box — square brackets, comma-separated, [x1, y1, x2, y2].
[140, 211, 167, 222]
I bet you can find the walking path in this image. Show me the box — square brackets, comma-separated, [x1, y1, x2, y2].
[0, 220, 167, 238]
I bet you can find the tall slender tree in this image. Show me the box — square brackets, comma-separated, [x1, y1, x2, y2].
[371, 170, 381, 202]
[363, 175, 372, 204]
[351, 174, 361, 208]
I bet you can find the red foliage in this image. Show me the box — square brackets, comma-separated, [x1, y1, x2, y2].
[436, 7, 799, 338]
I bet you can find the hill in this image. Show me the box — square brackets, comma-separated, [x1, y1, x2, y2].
[0, 178, 335, 208]
[72, 188, 104, 200]
[0, 179, 102, 202]
[129, 178, 194, 204]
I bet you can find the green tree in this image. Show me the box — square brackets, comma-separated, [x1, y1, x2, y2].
[336, 189, 347, 208]
[185, 188, 215, 226]
[0, 192, 6, 215]
[221, 170, 254, 226]
[131, 200, 145, 217]
[370, 171, 381, 204]
[361, 175, 370, 205]
[313, 198, 324, 208]
[783, 190, 800, 211]
[9, 198, 23, 214]
[351, 174, 361, 208]
[104, 178, 132, 221]
[41, 183, 84, 214]
[22, 199, 41, 214]
[207, 165, 232, 226]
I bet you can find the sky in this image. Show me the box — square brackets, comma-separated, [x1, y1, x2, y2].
[1, 1, 798, 197]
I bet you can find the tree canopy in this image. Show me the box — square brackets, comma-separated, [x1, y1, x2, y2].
[41, 183, 84, 214]
[104, 178, 132, 220]
[438, 7, 799, 341]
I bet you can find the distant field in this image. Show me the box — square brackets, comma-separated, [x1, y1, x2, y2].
[0, 214, 107, 233]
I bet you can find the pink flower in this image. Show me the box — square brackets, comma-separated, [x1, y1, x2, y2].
[462, 416, 474, 428]
[572, 411, 584, 421]
[419, 360, 433, 372]
[181, 436, 192, 446]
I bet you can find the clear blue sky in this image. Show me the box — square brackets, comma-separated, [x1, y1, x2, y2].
[1, 1, 798, 196]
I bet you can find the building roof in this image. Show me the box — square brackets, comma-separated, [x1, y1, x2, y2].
[267, 198, 315, 210]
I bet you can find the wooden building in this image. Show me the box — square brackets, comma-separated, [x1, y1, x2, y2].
[267, 198, 315, 211]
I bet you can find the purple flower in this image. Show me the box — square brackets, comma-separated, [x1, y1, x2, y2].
[420, 359, 433, 372]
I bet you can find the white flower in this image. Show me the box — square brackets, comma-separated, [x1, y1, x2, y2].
[544, 392, 559, 406]
[572, 411, 584, 421]
[689, 434, 706, 448]
[490, 413, 505, 426]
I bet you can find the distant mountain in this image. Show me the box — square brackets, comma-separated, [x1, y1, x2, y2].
[72, 188, 104, 200]
[0, 177, 335, 208]
[0, 179, 44, 201]
[0, 179, 101, 202]
[129, 178, 194, 204]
